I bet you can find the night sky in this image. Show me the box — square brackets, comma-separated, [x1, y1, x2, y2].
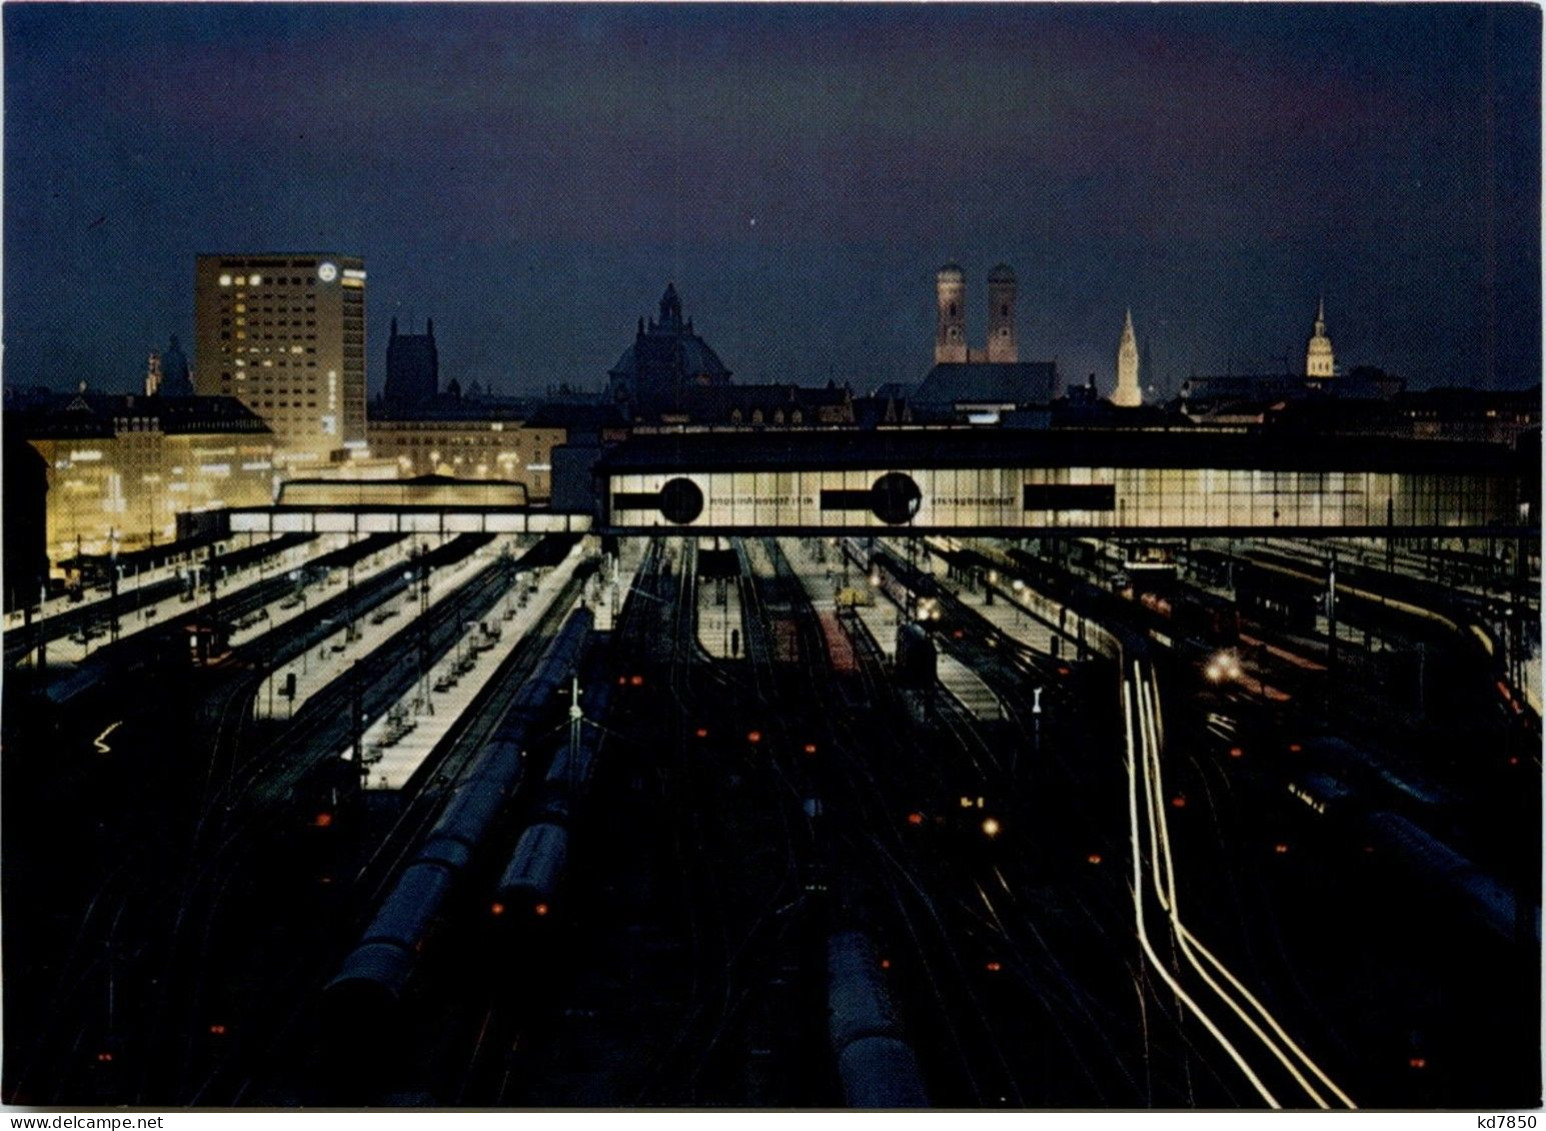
[5, 3, 1540, 398]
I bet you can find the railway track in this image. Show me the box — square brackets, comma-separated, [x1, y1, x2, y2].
[210, 545, 594, 1106]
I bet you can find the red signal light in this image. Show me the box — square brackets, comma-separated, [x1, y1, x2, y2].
[747, 730, 762, 744]
[533, 902, 550, 917]
[313, 812, 333, 828]
[906, 811, 925, 826]
[490, 902, 506, 917]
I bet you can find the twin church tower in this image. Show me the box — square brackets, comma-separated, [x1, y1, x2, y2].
[934, 263, 1020, 364]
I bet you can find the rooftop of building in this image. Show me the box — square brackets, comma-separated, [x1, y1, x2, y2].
[4, 390, 272, 439]
[368, 391, 543, 423]
[198, 252, 363, 266]
[1180, 369, 1405, 400]
[596, 425, 1527, 475]
[911, 361, 1060, 406]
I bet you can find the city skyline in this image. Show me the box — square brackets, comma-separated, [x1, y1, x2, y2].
[4, 3, 1541, 397]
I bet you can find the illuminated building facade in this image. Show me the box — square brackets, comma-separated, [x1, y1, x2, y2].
[599, 430, 1531, 534]
[366, 401, 565, 501]
[193, 253, 366, 470]
[9, 391, 276, 567]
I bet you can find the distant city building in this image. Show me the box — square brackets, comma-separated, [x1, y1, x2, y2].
[159, 334, 194, 397]
[382, 316, 439, 408]
[915, 262, 1056, 423]
[193, 253, 366, 469]
[366, 393, 564, 501]
[1112, 310, 1142, 407]
[935, 263, 1019, 365]
[908, 362, 1059, 424]
[144, 352, 162, 397]
[607, 284, 732, 418]
[631, 382, 856, 431]
[1269, 385, 1541, 449]
[1179, 365, 1403, 421]
[6, 389, 275, 565]
[1306, 297, 1335, 378]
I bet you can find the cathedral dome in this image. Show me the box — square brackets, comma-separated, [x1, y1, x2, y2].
[607, 284, 732, 406]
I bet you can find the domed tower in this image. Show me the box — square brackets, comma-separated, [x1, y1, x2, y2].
[986, 264, 1018, 363]
[1305, 297, 1335, 378]
[935, 264, 967, 364]
[1112, 309, 1142, 407]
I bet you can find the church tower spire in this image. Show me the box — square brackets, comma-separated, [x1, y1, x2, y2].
[1112, 309, 1142, 407]
[1305, 296, 1334, 378]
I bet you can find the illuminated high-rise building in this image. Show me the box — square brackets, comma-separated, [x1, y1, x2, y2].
[193, 253, 366, 469]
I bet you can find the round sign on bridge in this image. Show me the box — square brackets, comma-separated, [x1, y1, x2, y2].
[870, 472, 922, 525]
[658, 477, 704, 525]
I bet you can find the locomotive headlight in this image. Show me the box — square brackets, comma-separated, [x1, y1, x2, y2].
[1207, 651, 1240, 683]
[981, 817, 1001, 838]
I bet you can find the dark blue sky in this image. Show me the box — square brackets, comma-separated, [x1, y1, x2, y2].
[5, 3, 1540, 397]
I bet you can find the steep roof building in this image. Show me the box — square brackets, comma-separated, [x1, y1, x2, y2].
[1112, 310, 1142, 407]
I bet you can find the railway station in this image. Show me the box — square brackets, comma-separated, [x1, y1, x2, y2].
[4, 3, 1541, 1113]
